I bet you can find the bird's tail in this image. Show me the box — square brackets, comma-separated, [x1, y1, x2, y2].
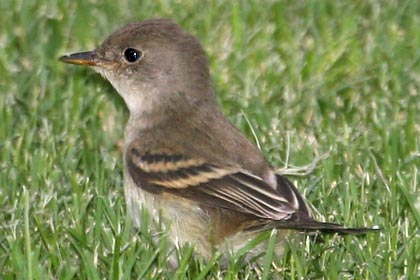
[245, 219, 379, 235]
[270, 174, 379, 235]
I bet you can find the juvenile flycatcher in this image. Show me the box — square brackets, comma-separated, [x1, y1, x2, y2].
[60, 19, 375, 263]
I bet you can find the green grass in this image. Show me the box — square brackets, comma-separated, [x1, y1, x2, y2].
[1, 0, 420, 279]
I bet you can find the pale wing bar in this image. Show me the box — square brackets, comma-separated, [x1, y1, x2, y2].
[127, 150, 298, 220]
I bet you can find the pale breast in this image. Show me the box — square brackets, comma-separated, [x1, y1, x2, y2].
[124, 168, 214, 259]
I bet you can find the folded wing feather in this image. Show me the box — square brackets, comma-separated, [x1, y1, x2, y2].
[127, 149, 302, 220]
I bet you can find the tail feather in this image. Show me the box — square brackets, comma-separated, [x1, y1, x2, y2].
[245, 219, 379, 235]
[271, 174, 378, 235]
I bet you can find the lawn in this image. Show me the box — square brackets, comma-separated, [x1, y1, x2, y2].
[1, 0, 419, 279]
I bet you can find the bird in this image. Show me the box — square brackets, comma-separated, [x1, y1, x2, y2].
[60, 18, 376, 264]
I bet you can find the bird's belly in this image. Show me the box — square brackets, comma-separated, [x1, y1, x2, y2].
[124, 173, 214, 259]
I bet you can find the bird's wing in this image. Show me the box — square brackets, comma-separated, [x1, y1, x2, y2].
[127, 148, 305, 221]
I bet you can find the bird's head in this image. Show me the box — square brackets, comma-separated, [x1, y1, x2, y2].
[60, 19, 216, 118]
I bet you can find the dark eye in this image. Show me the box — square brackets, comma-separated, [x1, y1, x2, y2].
[123, 48, 142, 63]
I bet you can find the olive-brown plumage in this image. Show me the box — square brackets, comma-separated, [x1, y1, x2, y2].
[60, 18, 376, 263]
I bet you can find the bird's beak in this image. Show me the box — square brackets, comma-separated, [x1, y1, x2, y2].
[59, 51, 112, 67]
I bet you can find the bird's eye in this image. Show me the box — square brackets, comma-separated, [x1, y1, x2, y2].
[123, 48, 142, 63]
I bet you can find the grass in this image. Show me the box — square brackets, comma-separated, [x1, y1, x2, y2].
[1, 0, 419, 278]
